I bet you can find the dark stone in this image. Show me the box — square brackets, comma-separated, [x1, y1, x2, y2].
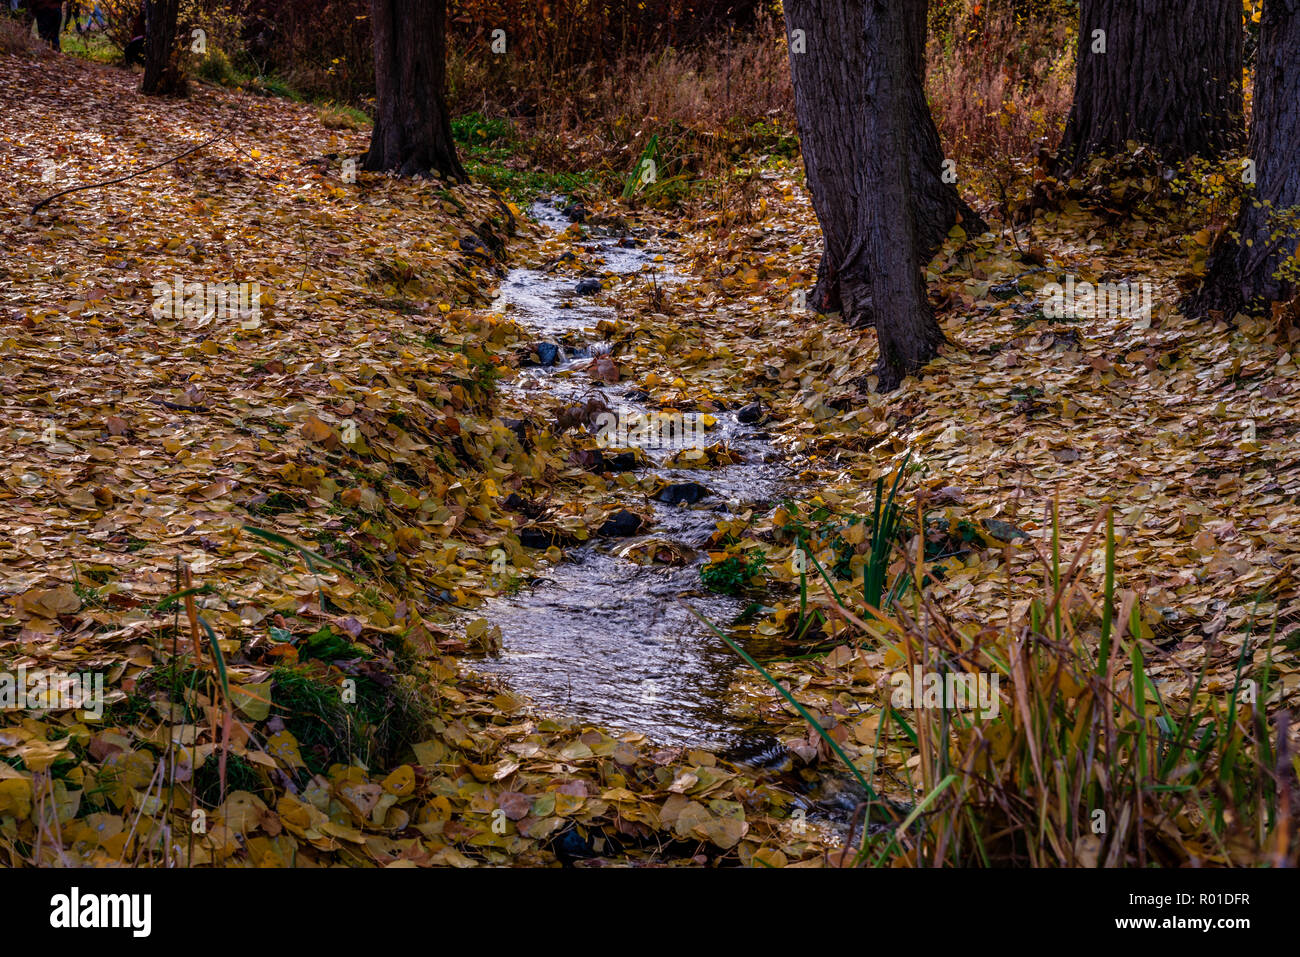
[518, 526, 572, 549]
[551, 825, 595, 864]
[661, 230, 682, 240]
[983, 519, 1029, 543]
[569, 449, 639, 474]
[600, 451, 639, 472]
[722, 738, 791, 772]
[654, 482, 710, 505]
[458, 234, 491, 260]
[598, 509, 643, 537]
[501, 493, 543, 519]
[561, 204, 589, 223]
[534, 342, 561, 366]
[736, 402, 764, 424]
[575, 278, 602, 296]
[499, 419, 533, 450]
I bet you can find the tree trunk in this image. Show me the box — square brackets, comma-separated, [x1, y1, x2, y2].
[365, 0, 465, 180]
[787, 0, 944, 390]
[1187, 0, 1300, 318]
[789, 0, 984, 328]
[903, 2, 987, 262]
[140, 0, 185, 97]
[1057, 0, 1243, 170]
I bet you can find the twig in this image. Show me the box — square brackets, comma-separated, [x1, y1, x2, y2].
[32, 132, 224, 213]
[181, 565, 207, 665]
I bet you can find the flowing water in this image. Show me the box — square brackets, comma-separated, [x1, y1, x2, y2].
[471, 200, 789, 751]
[462, 200, 872, 832]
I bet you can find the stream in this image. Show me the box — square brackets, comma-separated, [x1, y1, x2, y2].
[467, 201, 867, 829]
[473, 199, 786, 751]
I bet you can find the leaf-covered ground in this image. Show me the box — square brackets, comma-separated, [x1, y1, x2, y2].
[0, 51, 1296, 867]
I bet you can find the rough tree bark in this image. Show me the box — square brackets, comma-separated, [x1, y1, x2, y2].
[786, 0, 943, 390]
[365, 0, 465, 180]
[1187, 0, 1300, 318]
[140, 0, 186, 97]
[788, 0, 984, 328]
[1057, 0, 1243, 170]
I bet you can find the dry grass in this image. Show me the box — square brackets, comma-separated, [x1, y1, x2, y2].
[446, 5, 1075, 214]
[0, 17, 47, 57]
[927, 4, 1076, 160]
[783, 500, 1297, 868]
[925, 5, 1076, 214]
[449, 10, 793, 186]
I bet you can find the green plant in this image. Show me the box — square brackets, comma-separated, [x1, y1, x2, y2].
[700, 492, 1295, 867]
[195, 47, 236, 85]
[318, 102, 370, 130]
[451, 112, 514, 147]
[701, 547, 766, 595]
[776, 455, 911, 646]
[194, 752, 268, 806]
[272, 665, 430, 775]
[862, 457, 910, 614]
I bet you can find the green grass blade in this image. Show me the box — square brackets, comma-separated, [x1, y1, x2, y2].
[685, 604, 881, 805]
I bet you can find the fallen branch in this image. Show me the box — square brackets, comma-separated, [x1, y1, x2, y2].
[31, 132, 223, 213]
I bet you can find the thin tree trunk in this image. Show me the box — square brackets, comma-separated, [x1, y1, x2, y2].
[1187, 0, 1300, 318]
[790, 0, 983, 327]
[140, 0, 185, 97]
[1057, 0, 1243, 170]
[787, 0, 943, 389]
[365, 0, 465, 180]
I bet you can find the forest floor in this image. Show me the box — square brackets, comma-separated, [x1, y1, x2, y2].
[1, 48, 1297, 867]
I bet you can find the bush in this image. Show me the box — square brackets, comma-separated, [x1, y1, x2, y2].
[0, 17, 46, 56]
[195, 46, 236, 85]
[318, 102, 370, 130]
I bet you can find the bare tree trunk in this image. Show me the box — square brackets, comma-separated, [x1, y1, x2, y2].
[787, 0, 943, 390]
[790, 0, 983, 328]
[140, 0, 185, 97]
[365, 0, 465, 180]
[903, 2, 986, 261]
[1187, 0, 1300, 318]
[1057, 0, 1243, 170]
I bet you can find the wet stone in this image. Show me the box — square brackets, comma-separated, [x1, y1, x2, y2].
[571, 449, 640, 473]
[500, 492, 543, 519]
[654, 482, 710, 505]
[597, 509, 644, 537]
[575, 278, 603, 296]
[518, 526, 573, 549]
